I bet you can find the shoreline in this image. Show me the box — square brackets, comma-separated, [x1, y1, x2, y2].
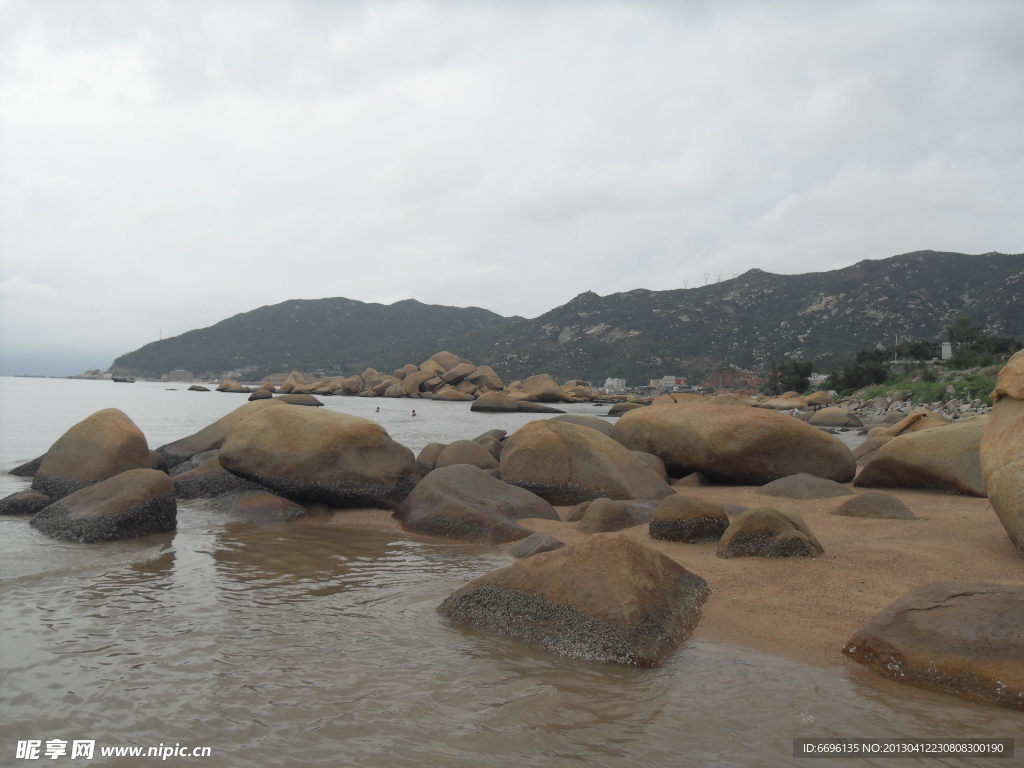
[299, 486, 1024, 669]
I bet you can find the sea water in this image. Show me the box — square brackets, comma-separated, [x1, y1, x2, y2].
[0, 378, 1020, 767]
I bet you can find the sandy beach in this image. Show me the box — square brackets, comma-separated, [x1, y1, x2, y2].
[301, 485, 1024, 668]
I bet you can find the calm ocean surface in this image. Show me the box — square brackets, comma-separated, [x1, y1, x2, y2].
[0, 377, 1020, 767]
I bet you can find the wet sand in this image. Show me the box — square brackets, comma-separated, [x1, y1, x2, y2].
[300, 486, 1024, 669]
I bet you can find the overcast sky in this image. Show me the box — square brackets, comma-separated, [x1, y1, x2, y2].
[1, 0, 1022, 375]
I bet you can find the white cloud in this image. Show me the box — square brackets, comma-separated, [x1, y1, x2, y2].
[0, 0, 1021, 374]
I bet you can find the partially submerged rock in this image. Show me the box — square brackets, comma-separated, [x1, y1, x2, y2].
[32, 409, 151, 499]
[393, 464, 558, 543]
[471, 392, 564, 413]
[855, 418, 988, 496]
[843, 582, 1024, 710]
[0, 489, 51, 516]
[980, 350, 1024, 554]
[438, 535, 710, 666]
[219, 406, 418, 509]
[8, 455, 44, 477]
[649, 496, 729, 543]
[832, 491, 917, 520]
[228, 492, 308, 523]
[611, 403, 855, 485]
[500, 420, 674, 505]
[717, 507, 823, 558]
[757, 473, 854, 500]
[172, 455, 266, 499]
[30, 468, 176, 543]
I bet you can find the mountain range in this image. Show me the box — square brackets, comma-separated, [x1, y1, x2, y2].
[111, 250, 1023, 384]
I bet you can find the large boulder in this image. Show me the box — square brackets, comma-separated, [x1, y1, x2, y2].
[756, 473, 854, 500]
[435, 440, 499, 471]
[869, 410, 950, 438]
[549, 414, 614, 436]
[521, 374, 575, 403]
[156, 400, 286, 468]
[216, 378, 246, 393]
[218, 406, 418, 508]
[843, 582, 1024, 710]
[980, 350, 1024, 554]
[610, 403, 855, 484]
[854, 418, 988, 496]
[649, 496, 729, 543]
[833, 491, 917, 520]
[441, 362, 477, 384]
[276, 371, 306, 394]
[466, 365, 504, 390]
[30, 469, 176, 543]
[273, 394, 324, 406]
[32, 409, 151, 500]
[852, 435, 894, 467]
[717, 507, 823, 558]
[438, 535, 710, 666]
[808, 407, 862, 428]
[577, 498, 659, 534]
[428, 351, 462, 372]
[607, 402, 646, 417]
[471, 392, 564, 413]
[500, 420, 674, 505]
[432, 387, 475, 402]
[393, 464, 558, 543]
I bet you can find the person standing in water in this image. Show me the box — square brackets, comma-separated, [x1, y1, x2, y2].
[412, 410, 417, 417]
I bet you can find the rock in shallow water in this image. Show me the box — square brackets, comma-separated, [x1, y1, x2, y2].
[30, 468, 176, 543]
[438, 535, 710, 666]
[219, 406, 418, 509]
[843, 582, 1024, 710]
[393, 464, 557, 543]
[0, 489, 52, 516]
[32, 408, 151, 500]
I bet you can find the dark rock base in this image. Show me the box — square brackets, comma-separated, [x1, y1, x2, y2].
[650, 517, 729, 543]
[438, 582, 707, 666]
[30, 492, 177, 543]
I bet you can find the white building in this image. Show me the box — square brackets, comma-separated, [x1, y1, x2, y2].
[603, 377, 626, 393]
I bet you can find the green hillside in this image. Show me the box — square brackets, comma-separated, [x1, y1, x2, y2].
[111, 298, 515, 379]
[111, 251, 1023, 383]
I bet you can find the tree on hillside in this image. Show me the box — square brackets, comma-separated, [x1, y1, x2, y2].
[767, 358, 812, 395]
[946, 316, 979, 344]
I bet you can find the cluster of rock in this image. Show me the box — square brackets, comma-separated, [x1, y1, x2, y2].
[207, 352, 600, 411]
[831, 388, 991, 423]
[4, 351, 1022, 706]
